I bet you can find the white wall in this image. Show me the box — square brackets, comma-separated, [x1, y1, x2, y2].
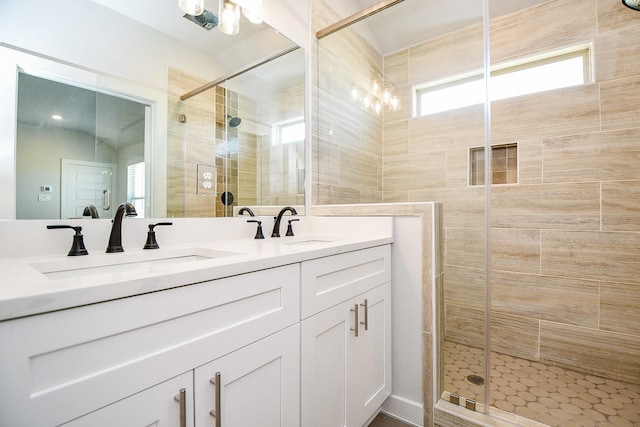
[16, 124, 97, 219]
[382, 216, 425, 426]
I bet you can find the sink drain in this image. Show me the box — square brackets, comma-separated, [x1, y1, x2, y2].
[466, 374, 485, 385]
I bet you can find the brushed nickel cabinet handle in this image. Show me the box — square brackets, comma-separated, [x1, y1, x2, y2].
[350, 303, 359, 337]
[209, 372, 222, 427]
[360, 299, 369, 331]
[173, 388, 186, 427]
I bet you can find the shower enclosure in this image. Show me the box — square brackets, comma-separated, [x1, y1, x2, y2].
[314, 0, 640, 426]
[166, 47, 306, 218]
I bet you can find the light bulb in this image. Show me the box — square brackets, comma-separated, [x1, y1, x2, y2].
[351, 88, 359, 101]
[372, 81, 380, 95]
[390, 96, 399, 111]
[179, 0, 204, 16]
[374, 102, 382, 114]
[219, 0, 240, 35]
[382, 90, 392, 104]
[363, 95, 371, 108]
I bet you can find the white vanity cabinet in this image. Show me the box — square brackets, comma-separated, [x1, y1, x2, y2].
[300, 245, 392, 427]
[0, 242, 393, 427]
[194, 324, 300, 427]
[0, 264, 300, 427]
[64, 324, 300, 427]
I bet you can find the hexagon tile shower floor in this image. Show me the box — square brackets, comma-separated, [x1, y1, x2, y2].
[443, 341, 640, 427]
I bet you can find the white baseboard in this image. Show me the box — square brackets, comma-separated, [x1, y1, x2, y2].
[381, 394, 424, 426]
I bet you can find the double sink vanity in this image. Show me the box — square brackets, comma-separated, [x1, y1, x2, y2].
[0, 215, 393, 427]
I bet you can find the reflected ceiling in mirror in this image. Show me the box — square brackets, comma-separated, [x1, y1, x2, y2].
[92, 0, 292, 75]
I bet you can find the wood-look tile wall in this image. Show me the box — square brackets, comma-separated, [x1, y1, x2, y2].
[312, 0, 384, 205]
[257, 84, 306, 207]
[167, 67, 217, 217]
[312, 1, 640, 425]
[379, 0, 640, 383]
[168, 71, 305, 215]
[167, 69, 250, 217]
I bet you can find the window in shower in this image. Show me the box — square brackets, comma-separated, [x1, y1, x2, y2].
[272, 117, 305, 145]
[416, 45, 591, 116]
[470, 143, 518, 186]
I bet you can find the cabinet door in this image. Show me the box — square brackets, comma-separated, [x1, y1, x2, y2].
[301, 282, 391, 427]
[349, 283, 392, 427]
[194, 324, 300, 427]
[62, 371, 194, 427]
[301, 301, 352, 427]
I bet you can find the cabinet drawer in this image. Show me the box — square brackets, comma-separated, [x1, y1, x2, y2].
[0, 264, 299, 427]
[300, 245, 391, 319]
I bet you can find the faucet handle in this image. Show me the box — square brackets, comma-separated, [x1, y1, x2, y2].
[47, 225, 89, 256]
[247, 220, 265, 240]
[143, 222, 173, 249]
[285, 218, 300, 237]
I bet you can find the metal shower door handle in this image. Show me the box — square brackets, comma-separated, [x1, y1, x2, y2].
[102, 189, 111, 210]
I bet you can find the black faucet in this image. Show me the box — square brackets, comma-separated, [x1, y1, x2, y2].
[271, 206, 297, 237]
[82, 204, 99, 218]
[106, 202, 137, 253]
[238, 207, 255, 216]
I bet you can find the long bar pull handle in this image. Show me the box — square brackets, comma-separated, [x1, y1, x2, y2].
[360, 299, 369, 331]
[350, 304, 359, 337]
[209, 372, 222, 427]
[173, 388, 186, 427]
[102, 189, 111, 211]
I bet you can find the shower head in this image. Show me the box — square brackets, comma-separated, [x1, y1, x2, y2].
[226, 114, 242, 128]
[623, 0, 640, 10]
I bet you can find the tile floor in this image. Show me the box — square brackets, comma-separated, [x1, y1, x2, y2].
[443, 341, 640, 427]
[368, 412, 414, 427]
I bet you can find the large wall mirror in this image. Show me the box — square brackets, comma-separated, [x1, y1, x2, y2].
[0, 0, 306, 220]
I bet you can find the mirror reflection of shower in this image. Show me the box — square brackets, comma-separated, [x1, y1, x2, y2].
[226, 114, 242, 128]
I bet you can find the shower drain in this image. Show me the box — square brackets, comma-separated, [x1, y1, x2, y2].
[466, 374, 485, 385]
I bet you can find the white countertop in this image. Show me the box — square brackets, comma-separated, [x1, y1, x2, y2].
[0, 231, 393, 321]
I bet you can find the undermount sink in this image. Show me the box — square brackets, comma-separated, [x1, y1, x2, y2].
[30, 247, 239, 280]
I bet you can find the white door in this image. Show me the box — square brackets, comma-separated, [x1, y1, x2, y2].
[61, 159, 114, 219]
[61, 371, 194, 427]
[194, 324, 300, 427]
